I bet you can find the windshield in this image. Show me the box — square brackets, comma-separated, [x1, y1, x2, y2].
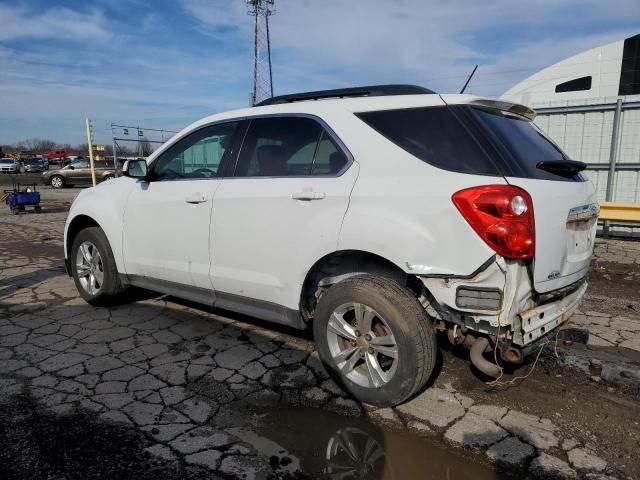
[0, 159, 13, 164]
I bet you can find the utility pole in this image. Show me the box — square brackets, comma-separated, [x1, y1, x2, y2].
[85, 118, 97, 187]
[247, 0, 275, 105]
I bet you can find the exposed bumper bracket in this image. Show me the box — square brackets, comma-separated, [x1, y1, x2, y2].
[515, 282, 588, 346]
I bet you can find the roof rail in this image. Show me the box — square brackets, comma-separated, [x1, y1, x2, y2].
[255, 84, 435, 107]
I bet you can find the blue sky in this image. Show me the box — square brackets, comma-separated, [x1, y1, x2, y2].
[0, 0, 638, 145]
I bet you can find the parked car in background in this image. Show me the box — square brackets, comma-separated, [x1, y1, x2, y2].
[34, 155, 49, 170]
[43, 159, 116, 188]
[43, 150, 70, 165]
[63, 85, 597, 407]
[0, 158, 20, 174]
[24, 158, 47, 173]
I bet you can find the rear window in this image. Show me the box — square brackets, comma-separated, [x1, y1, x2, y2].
[469, 107, 581, 182]
[357, 105, 580, 182]
[356, 107, 500, 176]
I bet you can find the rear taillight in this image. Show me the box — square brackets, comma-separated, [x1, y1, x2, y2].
[452, 185, 535, 259]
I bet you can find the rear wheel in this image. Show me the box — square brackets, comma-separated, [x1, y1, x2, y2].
[314, 275, 437, 407]
[50, 175, 65, 189]
[71, 227, 125, 306]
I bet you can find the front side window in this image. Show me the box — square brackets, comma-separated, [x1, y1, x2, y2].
[152, 122, 239, 181]
[234, 116, 349, 177]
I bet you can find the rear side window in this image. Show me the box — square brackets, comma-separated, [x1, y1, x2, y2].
[234, 116, 349, 177]
[356, 107, 500, 176]
[311, 131, 348, 175]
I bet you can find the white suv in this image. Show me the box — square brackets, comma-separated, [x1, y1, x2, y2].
[64, 85, 597, 407]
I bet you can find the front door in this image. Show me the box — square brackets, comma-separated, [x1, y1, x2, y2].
[122, 121, 241, 291]
[210, 116, 358, 310]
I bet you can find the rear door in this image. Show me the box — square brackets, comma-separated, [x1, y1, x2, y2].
[210, 115, 357, 310]
[67, 160, 91, 183]
[466, 106, 597, 293]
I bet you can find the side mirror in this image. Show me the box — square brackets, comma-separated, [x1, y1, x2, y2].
[123, 159, 148, 179]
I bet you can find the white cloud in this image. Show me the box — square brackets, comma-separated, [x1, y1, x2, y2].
[0, 5, 112, 42]
[181, 0, 639, 95]
[1, 0, 638, 144]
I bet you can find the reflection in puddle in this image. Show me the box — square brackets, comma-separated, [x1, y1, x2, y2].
[325, 426, 385, 479]
[256, 407, 498, 480]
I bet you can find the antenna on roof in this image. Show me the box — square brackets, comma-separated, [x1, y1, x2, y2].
[460, 65, 478, 94]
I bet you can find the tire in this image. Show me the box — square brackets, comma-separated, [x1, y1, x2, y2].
[313, 275, 437, 407]
[50, 175, 65, 189]
[70, 227, 125, 306]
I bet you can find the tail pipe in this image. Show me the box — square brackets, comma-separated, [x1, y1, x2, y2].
[469, 337, 501, 378]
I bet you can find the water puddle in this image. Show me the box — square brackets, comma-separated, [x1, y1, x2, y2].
[254, 407, 498, 480]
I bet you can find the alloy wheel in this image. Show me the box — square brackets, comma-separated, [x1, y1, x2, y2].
[326, 302, 399, 388]
[75, 241, 104, 295]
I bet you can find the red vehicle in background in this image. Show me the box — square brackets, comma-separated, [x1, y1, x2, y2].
[42, 150, 69, 165]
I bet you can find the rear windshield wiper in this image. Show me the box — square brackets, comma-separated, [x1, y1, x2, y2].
[536, 160, 587, 177]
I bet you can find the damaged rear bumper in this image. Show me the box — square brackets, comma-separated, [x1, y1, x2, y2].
[418, 256, 588, 362]
[514, 281, 587, 346]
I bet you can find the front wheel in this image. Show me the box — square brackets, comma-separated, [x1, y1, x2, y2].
[50, 175, 65, 189]
[313, 275, 437, 407]
[71, 227, 125, 306]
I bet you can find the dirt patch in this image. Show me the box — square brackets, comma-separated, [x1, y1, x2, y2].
[442, 347, 640, 480]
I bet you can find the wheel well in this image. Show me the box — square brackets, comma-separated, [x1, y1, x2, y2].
[66, 215, 100, 259]
[300, 250, 421, 321]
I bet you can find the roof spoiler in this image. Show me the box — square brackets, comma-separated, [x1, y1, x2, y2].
[468, 99, 536, 120]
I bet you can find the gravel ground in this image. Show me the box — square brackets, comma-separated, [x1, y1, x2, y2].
[1, 186, 638, 480]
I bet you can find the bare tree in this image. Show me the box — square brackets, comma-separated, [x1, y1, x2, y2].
[16, 138, 57, 152]
[75, 144, 89, 156]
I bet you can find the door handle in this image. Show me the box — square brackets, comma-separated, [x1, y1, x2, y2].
[185, 193, 208, 204]
[291, 191, 325, 201]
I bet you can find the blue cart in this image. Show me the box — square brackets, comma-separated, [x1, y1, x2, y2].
[3, 184, 41, 215]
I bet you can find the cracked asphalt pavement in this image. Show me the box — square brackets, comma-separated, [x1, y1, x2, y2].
[1, 188, 639, 480]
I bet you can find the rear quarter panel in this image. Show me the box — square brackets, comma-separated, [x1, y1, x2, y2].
[332, 108, 501, 276]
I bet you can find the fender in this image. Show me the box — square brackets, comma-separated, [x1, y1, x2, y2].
[64, 178, 137, 274]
